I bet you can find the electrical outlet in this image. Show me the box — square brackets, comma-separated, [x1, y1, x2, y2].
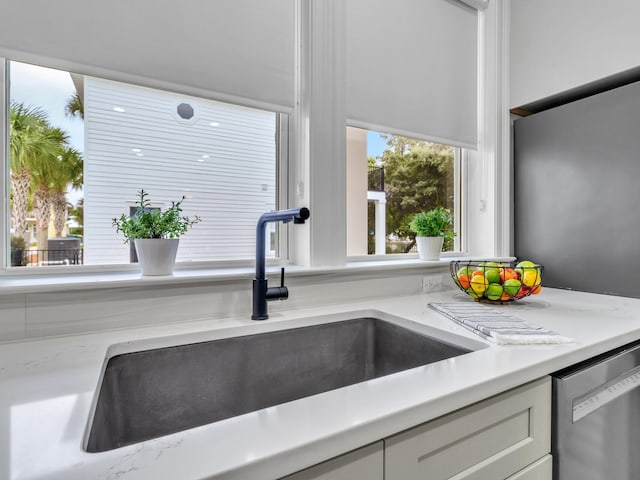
[422, 274, 442, 293]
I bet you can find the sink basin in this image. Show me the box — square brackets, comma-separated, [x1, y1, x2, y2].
[86, 311, 482, 452]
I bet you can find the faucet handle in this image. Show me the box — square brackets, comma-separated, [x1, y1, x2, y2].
[265, 267, 289, 302]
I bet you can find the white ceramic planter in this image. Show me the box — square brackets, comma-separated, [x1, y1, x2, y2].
[134, 238, 180, 276]
[416, 236, 444, 261]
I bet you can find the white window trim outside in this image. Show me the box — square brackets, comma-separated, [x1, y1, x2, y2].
[366, 190, 386, 256]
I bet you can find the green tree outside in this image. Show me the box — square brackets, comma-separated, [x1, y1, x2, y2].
[370, 135, 454, 254]
[9, 101, 83, 250]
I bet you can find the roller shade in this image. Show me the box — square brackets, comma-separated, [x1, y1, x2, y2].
[346, 0, 479, 149]
[0, 0, 295, 111]
[460, 0, 489, 10]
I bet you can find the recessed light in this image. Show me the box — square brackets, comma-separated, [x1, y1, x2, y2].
[132, 148, 142, 153]
[135, 153, 144, 157]
[113, 107, 126, 113]
[209, 122, 219, 127]
[197, 158, 205, 162]
[202, 155, 210, 159]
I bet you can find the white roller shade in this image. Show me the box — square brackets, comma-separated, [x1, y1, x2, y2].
[0, 0, 295, 111]
[346, 0, 478, 149]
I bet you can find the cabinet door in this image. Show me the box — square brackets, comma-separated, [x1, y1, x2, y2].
[385, 377, 551, 480]
[507, 455, 552, 480]
[282, 441, 383, 480]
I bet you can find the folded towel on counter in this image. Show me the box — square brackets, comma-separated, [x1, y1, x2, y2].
[428, 302, 574, 345]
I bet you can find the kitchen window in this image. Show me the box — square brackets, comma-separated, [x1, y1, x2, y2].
[343, 0, 478, 260]
[4, 60, 284, 269]
[346, 126, 461, 257]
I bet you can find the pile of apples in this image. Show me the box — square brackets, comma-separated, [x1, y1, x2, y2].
[453, 260, 542, 302]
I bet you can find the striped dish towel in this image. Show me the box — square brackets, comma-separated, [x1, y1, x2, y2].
[428, 302, 574, 345]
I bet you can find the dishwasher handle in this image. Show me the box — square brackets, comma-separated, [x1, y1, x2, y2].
[571, 365, 640, 422]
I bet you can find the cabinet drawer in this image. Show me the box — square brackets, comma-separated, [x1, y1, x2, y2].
[507, 455, 552, 480]
[385, 377, 551, 480]
[282, 441, 383, 480]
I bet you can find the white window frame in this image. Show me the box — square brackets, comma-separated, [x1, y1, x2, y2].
[344, 135, 466, 261]
[0, 60, 7, 270]
[0, 0, 508, 281]
[0, 56, 291, 274]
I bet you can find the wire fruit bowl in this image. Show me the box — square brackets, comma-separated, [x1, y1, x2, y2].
[450, 260, 543, 304]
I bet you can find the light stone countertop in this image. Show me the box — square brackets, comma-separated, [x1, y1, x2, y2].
[1, 287, 639, 480]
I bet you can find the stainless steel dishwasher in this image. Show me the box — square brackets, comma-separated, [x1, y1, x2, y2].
[552, 340, 640, 479]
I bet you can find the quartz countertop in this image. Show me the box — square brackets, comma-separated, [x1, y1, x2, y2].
[2, 288, 640, 480]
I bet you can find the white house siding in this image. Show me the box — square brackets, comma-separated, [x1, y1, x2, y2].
[83, 77, 276, 265]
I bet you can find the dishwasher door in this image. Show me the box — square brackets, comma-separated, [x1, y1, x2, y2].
[552, 341, 640, 480]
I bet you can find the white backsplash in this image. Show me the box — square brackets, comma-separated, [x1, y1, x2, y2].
[0, 265, 451, 342]
[0, 294, 26, 341]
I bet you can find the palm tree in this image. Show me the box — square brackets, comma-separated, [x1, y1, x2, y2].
[29, 126, 75, 247]
[10, 102, 82, 248]
[9, 102, 60, 242]
[65, 92, 84, 120]
[51, 147, 83, 237]
[67, 198, 84, 238]
[60, 91, 85, 237]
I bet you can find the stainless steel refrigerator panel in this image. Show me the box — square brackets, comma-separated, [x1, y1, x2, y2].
[513, 80, 640, 298]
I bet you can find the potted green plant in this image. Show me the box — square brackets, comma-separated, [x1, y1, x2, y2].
[409, 207, 455, 260]
[112, 190, 201, 275]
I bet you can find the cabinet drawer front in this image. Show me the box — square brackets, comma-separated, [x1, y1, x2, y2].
[507, 455, 552, 480]
[385, 377, 551, 480]
[282, 441, 384, 480]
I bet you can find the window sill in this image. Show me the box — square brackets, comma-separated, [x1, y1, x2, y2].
[0, 256, 515, 296]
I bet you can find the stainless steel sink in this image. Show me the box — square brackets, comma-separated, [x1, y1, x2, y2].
[85, 311, 483, 452]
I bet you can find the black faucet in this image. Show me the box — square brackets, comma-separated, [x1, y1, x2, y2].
[252, 207, 310, 320]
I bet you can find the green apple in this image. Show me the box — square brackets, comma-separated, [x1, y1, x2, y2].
[485, 283, 503, 301]
[515, 260, 539, 278]
[484, 268, 501, 284]
[503, 278, 522, 296]
[515, 260, 536, 269]
[457, 266, 474, 278]
[475, 261, 499, 272]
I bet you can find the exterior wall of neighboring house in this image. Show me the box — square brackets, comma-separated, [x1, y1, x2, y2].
[346, 127, 368, 256]
[83, 77, 277, 265]
[346, 126, 388, 257]
[24, 218, 70, 245]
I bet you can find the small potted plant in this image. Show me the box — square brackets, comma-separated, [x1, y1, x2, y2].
[113, 190, 201, 275]
[409, 207, 455, 260]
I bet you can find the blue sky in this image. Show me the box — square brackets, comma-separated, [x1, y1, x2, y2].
[367, 131, 387, 161]
[10, 61, 84, 151]
[10, 61, 84, 204]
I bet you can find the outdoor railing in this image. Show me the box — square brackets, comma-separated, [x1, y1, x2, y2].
[10, 248, 84, 267]
[368, 166, 385, 192]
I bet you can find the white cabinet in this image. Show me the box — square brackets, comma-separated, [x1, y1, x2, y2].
[281, 441, 383, 480]
[507, 455, 552, 480]
[285, 377, 551, 480]
[384, 377, 551, 480]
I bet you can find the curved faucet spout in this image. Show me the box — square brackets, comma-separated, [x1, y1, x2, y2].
[252, 207, 310, 320]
